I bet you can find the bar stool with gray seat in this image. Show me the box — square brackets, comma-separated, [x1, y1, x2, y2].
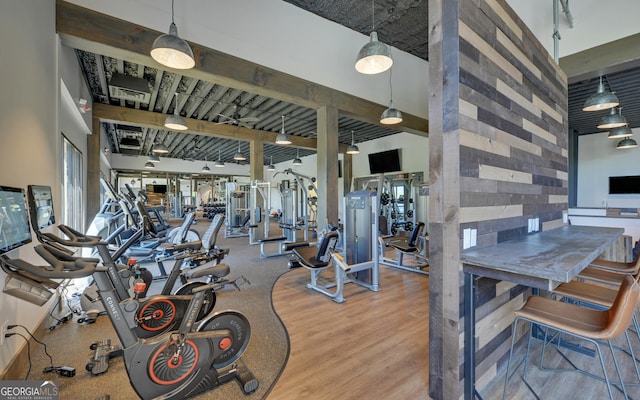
[503, 275, 640, 400]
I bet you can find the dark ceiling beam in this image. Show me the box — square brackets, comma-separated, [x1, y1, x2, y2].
[560, 32, 640, 84]
[92, 103, 347, 152]
[56, 0, 428, 136]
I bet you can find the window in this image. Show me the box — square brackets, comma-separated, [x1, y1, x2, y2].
[62, 135, 83, 230]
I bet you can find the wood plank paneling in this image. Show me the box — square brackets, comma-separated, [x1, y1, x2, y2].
[429, 0, 569, 396]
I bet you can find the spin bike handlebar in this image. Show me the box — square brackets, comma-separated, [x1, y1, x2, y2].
[41, 224, 103, 248]
[0, 243, 100, 279]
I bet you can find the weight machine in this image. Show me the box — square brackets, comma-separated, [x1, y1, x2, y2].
[248, 181, 272, 245]
[292, 190, 380, 303]
[225, 182, 251, 238]
[274, 169, 318, 242]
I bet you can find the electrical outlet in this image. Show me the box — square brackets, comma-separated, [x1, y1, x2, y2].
[0, 321, 9, 346]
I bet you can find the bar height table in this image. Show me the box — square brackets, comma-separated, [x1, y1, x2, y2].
[460, 225, 624, 399]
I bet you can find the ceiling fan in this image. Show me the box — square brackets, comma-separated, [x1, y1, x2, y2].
[216, 104, 260, 128]
[180, 137, 200, 161]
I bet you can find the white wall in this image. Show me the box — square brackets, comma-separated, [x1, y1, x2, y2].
[507, 0, 640, 58]
[577, 128, 640, 208]
[0, 0, 59, 376]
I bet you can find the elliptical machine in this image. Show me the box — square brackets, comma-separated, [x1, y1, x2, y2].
[28, 225, 258, 398]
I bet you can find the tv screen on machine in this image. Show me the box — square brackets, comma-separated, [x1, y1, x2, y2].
[0, 186, 33, 254]
[27, 185, 56, 230]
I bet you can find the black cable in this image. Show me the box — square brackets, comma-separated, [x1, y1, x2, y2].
[11, 324, 54, 369]
[6, 332, 31, 379]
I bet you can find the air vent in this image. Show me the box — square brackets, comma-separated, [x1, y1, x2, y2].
[108, 73, 151, 104]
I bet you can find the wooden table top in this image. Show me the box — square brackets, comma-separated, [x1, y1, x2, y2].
[461, 225, 624, 290]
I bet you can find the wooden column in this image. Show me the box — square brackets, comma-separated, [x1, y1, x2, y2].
[429, 0, 462, 398]
[250, 139, 264, 182]
[316, 106, 339, 227]
[86, 117, 101, 231]
[342, 154, 353, 195]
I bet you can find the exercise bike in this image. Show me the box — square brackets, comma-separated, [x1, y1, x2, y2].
[1, 233, 258, 398]
[42, 225, 221, 337]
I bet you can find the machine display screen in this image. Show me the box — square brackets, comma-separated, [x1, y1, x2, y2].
[0, 186, 32, 254]
[27, 185, 56, 230]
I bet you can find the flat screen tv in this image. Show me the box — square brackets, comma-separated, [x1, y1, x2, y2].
[609, 175, 640, 194]
[0, 186, 32, 254]
[27, 185, 56, 230]
[368, 149, 401, 174]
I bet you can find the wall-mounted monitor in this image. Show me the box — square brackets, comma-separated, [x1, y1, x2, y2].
[609, 175, 640, 194]
[0, 186, 32, 254]
[368, 149, 402, 174]
[27, 185, 56, 230]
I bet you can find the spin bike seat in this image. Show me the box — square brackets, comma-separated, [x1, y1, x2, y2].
[183, 263, 230, 280]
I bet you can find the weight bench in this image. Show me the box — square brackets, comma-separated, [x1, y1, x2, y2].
[378, 221, 429, 275]
[293, 231, 379, 303]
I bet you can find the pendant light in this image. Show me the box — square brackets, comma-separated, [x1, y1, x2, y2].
[150, 0, 195, 70]
[164, 93, 188, 130]
[347, 130, 360, 154]
[292, 149, 303, 166]
[214, 149, 225, 167]
[233, 142, 246, 161]
[267, 156, 276, 171]
[583, 76, 619, 112]
[275, 115, 291, 145]
[147, 153, 160, 163]
[355, 0, 392, 74]
[380, 66, 403, 124]
[144, 161, 155, 169]
[152, 138, 169, 154]
[608, 125, 633, 139]
[597, 107, 627, 130]
[616, 137, 638, 149]
[202, 157, 211, 172]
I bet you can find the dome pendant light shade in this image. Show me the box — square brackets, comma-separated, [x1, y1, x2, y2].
[608, 125, 633, 139]
[150, 0, 195, 70]
[355, 32, 393, 75]
[202, 163, 211, 172]
[346, 130, 360, 154]
[144, 161, 155, 169]
[275, 115, 291, 145]
[380, 66, 402, 125]
[152, 141, 169, 154]
[234, 142, 246, 161]
[164, 93, 188, 130]
[583, 76, 619, 112]
[380, 101, 403, 125]
[292, 148, 303, 166]
[617, 137, 638, 149]
[267, 155, 276, 171]
[597, 107, 627, 129]
[214, 149, 225, 167]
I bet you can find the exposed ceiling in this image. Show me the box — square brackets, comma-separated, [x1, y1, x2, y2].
[69, 0, 639, 174]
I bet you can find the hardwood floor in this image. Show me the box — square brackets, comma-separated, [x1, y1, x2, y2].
[269, 265, 430, 399]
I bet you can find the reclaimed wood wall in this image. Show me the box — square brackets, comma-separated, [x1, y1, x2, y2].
[428, 0, 569, 397]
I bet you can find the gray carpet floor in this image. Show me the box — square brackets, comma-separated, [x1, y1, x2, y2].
[15, 217, 292, 399]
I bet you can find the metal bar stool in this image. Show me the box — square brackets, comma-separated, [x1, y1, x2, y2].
[503, 275, 640, 400]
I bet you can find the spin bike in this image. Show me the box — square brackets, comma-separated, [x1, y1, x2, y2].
[43, 225, 222, 337]
[2, 233, 258, 398]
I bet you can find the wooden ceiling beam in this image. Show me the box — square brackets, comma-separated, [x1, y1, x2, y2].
[56, 0, 428, 136]
[560, 33, 640, 84]
[92, 103, 348, 152]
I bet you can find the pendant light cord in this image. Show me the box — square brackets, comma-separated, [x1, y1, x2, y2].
[389, 58, 394, 102]
[171, 0, 175, 24]
[371, 0, 375, 31]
